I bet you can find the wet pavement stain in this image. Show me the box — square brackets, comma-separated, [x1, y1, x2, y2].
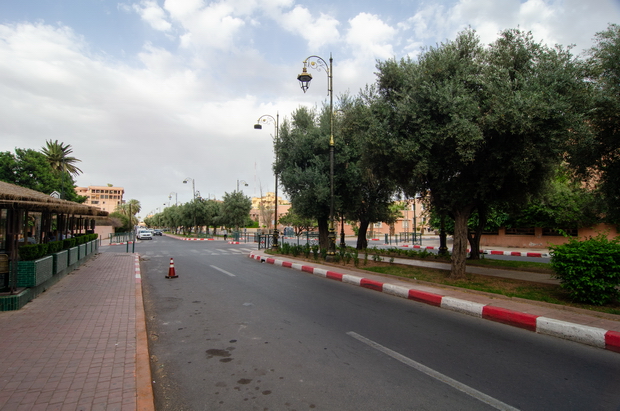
[206, 348, 233, 359]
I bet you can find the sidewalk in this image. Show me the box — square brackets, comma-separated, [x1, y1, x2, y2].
[249, 252, 620, 353]
[0, 252, 154, 411]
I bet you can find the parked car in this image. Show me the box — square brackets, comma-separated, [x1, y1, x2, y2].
[153, 229, 163, 236]
[137, 230, 152, 240]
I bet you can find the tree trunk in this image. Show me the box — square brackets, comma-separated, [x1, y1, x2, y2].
[318, 217, 329, 251]
[450, 207, 473, 279]
[356, 220, 370, 250]
[467, 206, 487, 260]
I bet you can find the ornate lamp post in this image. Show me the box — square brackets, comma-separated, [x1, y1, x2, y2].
[183, 178, 197, 237]
[297, 54, 336, 258]
[255, 113, 280, 250]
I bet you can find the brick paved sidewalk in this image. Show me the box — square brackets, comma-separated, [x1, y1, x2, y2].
[0, 252, 154, 411]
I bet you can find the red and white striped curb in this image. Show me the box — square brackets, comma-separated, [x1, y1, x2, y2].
[399, 244, 550, 258]
[483, 250, 550, 258]
[134, 254, 141, 283]
[248, 252, 620, 353]
[227, 241, 241, 244]
[164, 234, 214, 241]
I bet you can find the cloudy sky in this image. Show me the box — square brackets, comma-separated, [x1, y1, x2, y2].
[1, 0, 619, 219]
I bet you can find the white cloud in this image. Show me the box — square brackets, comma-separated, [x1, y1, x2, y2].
[165, 0, 246, 51]
[132, 0, 172, 32]
[279, 5, 340, 50]
[398, 0, 619, 58]
[346, 12, 396, 60]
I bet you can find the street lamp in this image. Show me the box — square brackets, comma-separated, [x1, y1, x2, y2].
[255, 113, 280, 250]
[236, 179, 248, 192]
[297, 54, 336, 258]
[169, 192, 177, 206]
[183, 178, 197, 237]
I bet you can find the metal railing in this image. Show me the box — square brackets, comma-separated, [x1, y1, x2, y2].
[257, 234, 273, 249]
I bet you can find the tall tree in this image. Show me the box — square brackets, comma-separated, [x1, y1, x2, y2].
[275, 106, 332, 249]
[41, 140, 83, 200]
[372, 29, 590, 278]
[218, 191, 252, 230]
[115, 200, 141, 229]
[338, 90, 399, 249]
[572, 24, 620, 223]
[41, 140, 83, 177]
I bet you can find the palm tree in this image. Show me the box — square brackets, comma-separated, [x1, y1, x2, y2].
[41, 140, 83, 177]
[115, 200, 142, 229]
[41, 140, 83, 200]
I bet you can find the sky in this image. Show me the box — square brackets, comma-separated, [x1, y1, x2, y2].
[1, 0, 619, 220]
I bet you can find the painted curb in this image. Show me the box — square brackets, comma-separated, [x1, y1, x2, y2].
[249, 252, 619, 353]
[164, 234, 214, 241]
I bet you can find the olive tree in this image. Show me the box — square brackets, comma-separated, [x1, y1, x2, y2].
[371, 29, 591, 278]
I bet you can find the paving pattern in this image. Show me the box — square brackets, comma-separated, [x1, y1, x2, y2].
[0, 253, 141, 411]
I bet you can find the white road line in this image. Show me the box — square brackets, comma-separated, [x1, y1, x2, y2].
[210, 265, 236, 277]
[347, 332, 519, 411]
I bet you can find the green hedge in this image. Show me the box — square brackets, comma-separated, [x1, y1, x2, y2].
[19, 234, 98, 261]
[550, 233, 620, 305]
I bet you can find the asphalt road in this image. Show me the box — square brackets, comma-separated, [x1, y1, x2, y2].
[115, 236, 620, 410]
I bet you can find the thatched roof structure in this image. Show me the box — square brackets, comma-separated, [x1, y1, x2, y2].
[0, 181, 108, 217]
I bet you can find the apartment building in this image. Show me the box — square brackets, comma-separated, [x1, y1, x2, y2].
[75, 185, 125, 213]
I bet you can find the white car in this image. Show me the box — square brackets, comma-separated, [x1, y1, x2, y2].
[137, 230, 152, 240]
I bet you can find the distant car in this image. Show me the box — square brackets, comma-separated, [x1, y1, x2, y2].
[153, 229, 163, 236]
[137, 230, 152, 240]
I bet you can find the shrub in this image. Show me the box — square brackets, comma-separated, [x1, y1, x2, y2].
[63, 237, 77, 249]
[311, 245, 319, 260]
[550, 233, 620, 305]
[281, 242, 291, 255]
[19, 244, 42, 261]
[47, 240, 64, 254]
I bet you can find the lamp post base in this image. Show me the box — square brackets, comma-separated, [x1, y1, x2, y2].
[271, 229, 279, 251]
[325, 228, 337, 261]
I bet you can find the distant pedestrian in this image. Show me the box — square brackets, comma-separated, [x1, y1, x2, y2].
[223, 229, 227, 241]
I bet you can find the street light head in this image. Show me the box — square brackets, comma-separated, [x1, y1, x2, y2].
[254, 124, 262, 130]
[297, 66, 312, 93]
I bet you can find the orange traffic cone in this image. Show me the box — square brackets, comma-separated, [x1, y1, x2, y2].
[166, 257, 178, 278]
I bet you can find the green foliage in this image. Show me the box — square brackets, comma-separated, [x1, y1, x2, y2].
[41, 140, 83, 177]
[372, 28, 591, 277]
[312, 245, 319, 260]
[63, 237, 77, 249]
[18, 234, 97, 261]
[219, 191, 252, 229]
[280, 242, 291, 255]
[276, 107, 331, 248]
[19, 244, 46, 261]
[278, 207, 317, 236]
[0, 148, 84, 202]
[573, 24, 620, 224]
[550, 234, 620, 305]
[47, 240, 64, 254]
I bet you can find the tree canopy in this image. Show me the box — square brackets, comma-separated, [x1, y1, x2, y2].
[370, 28, 591, 278]
[0, 148, 85, 203]
[570, 24, 620, 223]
